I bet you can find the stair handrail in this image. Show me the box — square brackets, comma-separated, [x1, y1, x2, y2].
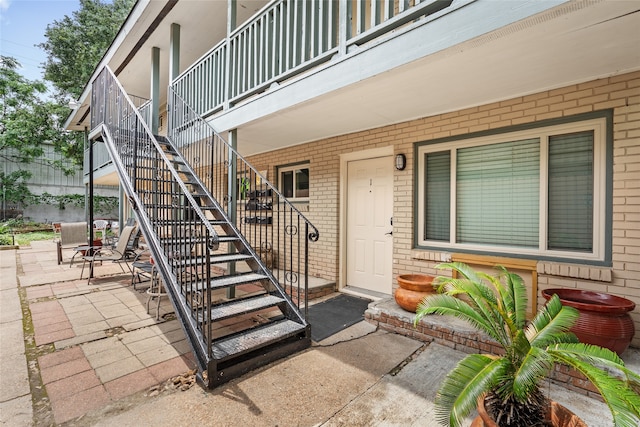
[93, 66, 221, 253]
[167, 85, 320, 244]
[90, 65, 221, 368]
[168, 85, 320, 320]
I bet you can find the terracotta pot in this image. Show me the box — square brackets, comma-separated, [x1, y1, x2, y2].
[394, 274, 435, 312]
[471, 396, 586, 427]
[542, 288, 635, 355]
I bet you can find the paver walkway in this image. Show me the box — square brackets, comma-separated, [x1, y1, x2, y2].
[4, 241, 196, 425]
[1, 239, 635, 427]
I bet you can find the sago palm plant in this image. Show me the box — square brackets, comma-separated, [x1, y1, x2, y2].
[414, 262, 640, 427]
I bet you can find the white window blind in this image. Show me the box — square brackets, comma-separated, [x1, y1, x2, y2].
[548, 131, 593, 252]
[424, 151, 450, 241]
[456, 139, 540, 247]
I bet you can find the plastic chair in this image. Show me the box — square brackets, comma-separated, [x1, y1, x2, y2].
[93, 220, 109, 244]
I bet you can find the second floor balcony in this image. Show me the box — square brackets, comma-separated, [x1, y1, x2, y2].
[67, 0, 639, 160]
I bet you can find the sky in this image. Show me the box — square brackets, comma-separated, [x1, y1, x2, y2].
[0, 0, 80, 84]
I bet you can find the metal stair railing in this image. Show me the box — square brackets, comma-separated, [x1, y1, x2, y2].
[167, 85, 320, 320]
[90, 65, 220, 373]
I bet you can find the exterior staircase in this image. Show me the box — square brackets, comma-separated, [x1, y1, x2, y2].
[89, 66, 318, 388]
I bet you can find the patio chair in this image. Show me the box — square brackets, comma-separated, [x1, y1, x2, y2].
[81, 224, 137, 284]
[131, 249, 153, 290]
[56, 222, 88, 265]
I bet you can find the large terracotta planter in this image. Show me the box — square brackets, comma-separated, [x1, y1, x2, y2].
[542, 288, 636, 355]
[394, 274, 435, 312]
[471, 396, 586, 427]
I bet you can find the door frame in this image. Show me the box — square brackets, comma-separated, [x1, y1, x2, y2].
[338, 145, 394, 296]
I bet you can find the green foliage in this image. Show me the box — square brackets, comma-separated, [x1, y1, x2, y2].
[0, 170, 34, 205]
[25, 193, 118, 215]
[0, 234, 13, 245]
[414, 262, 640, 427]
[1, 55, 78, 168]
[39, 0, 135, 100]
[0, 55, 81, 203]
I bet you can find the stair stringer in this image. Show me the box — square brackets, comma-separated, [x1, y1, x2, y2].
[158, 135, 309, 324]
[90, 124, 212, 375]
[91, 65, 314, 388]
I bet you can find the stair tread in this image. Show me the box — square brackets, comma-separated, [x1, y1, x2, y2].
[160, 236, 237, 244]
[153, 219, 227, 226]
[212, 319, 305, 361]
[202, 294, 284, 323]
[183, 272, 267, 292]
[176, 253, 252, 266]
[207, 272, 268, 289]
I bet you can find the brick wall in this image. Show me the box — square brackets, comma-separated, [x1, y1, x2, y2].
[246, 70, 640, 346]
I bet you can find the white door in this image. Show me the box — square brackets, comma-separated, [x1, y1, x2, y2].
[346, 156, 393, 294]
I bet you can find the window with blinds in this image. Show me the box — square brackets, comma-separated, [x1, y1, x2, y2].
[424, 151, 450, 241]
[548, 131, 594, 252]
[457, 138, 540, 248]
[415, 114, 608, 262]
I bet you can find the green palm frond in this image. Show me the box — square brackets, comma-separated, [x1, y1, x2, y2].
[475, 269, 523, 341]
[435, 353, 506, 427]
[496, 266, 528, 330]
[512, 344, 553, 401]
[549, 344, 640, 427]
[435, 262, 483, 283]
[430, 271, 512, 346]
[415, 294, 509, 347]
[547, 342, 628, 375]
[526, 295, 579, 347]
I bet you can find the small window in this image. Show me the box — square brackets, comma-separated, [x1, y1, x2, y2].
[278, 163, 310, 201]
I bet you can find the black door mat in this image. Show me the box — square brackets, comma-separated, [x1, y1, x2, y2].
[308, 294, 371, 342]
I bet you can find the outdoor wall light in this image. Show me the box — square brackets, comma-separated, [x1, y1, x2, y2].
[395, 153, 406, 171]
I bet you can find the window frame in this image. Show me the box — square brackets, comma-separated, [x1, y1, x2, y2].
[414, 111, 612, 265]
[277, 162, 310, 202]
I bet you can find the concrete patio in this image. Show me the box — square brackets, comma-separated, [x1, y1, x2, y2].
[0, 239, 632, 426]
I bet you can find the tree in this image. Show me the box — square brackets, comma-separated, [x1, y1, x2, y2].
[38, 0, 135, 100]
[0, 56, 79, 208]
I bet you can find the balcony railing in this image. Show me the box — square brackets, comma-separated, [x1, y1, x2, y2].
[173, 0, 453, 117]
[83, 95, 150, 177]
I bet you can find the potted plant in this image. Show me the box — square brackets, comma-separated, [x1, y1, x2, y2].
[414, 262, 640, 427]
